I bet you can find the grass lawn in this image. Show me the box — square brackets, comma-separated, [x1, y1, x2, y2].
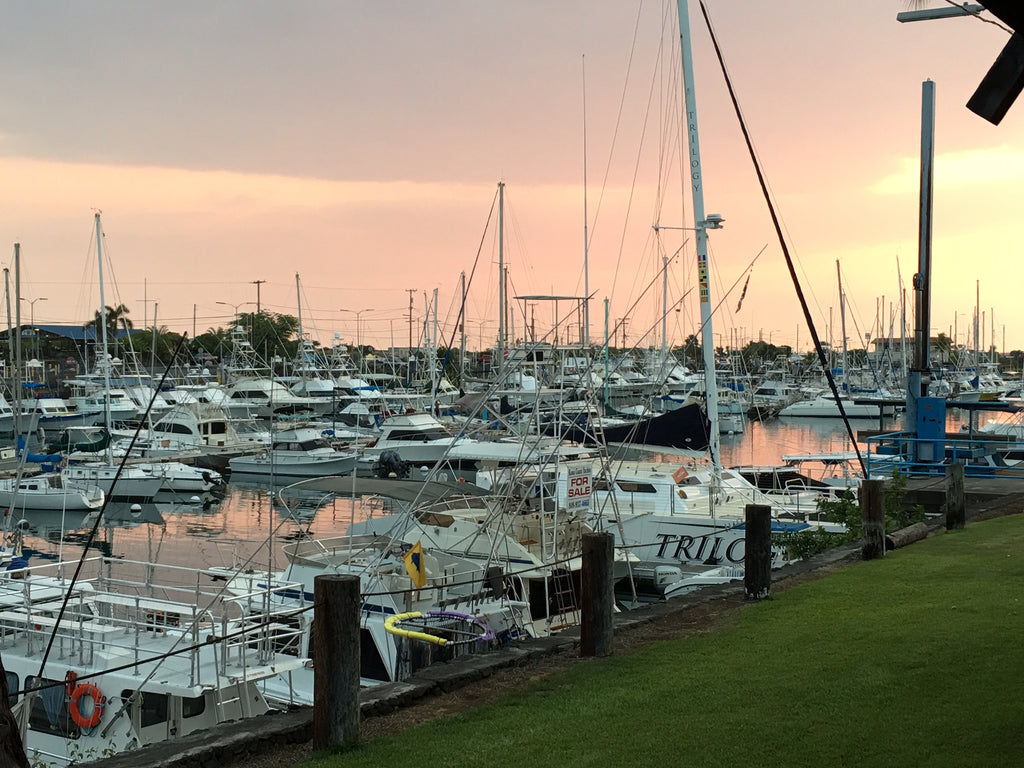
[301, 515, 1024, 768]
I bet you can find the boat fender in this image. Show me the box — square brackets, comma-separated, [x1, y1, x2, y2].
[69, 682, 105, 729]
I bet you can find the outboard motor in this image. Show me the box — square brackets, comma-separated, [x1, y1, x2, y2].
[374, 450, 410, 479]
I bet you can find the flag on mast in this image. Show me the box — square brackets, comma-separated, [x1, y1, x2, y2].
[735, 274, 751, 313]
[403, 541, 427, 588]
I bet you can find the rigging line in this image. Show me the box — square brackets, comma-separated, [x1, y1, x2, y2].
[589, 1, 648, 253]
[607, 251, 681, 350]
[838, 265, 884, 388]
[610, 30, 666, 307]
[433, 189, 498, 399]
[932, 0, 1012, 33]
[685, 243, 769, 348]
[35, 332, 190, 680]
[697, 0, 867, 478]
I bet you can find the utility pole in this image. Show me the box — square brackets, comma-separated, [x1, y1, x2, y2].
[251, 279, 266, 314]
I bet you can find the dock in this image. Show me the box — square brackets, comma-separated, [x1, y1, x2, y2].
[89, 470, 1024, 768]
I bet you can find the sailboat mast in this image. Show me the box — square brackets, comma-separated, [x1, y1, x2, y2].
[676, 0, 720, 482]
[497, 181, 505, 374]
[5, 263, 20, 438]
[661, 255, 669, 367]
[295, 272, 303, 337]
[95, 213, 112, 428]
[838, 260, 848, 391]
[582, 56, 591, 348]
[459, 271, 467, 387]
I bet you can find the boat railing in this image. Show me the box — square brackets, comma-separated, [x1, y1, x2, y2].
[866, 430, 1024, 478]
[0, 557, 308, 685]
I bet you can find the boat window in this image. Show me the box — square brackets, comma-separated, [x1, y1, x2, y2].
[615, 481, 657, 494]
[28, 676, 79, 738]
[182, 695, 206, 719]
[592, 479, 610, 492]
[387, 429, 449, 442]
[123, 689, 168, 728]
[359, 626, 390, 682]
[6, 671, 17, 707]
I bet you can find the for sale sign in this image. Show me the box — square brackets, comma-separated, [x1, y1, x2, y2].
[565, 465, 592, 512]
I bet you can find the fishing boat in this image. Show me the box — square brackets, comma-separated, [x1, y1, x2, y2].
[216, 528, 530, 705]
[0, 472, 104, 512]
[2, 554, 307, 767]
[228, 426, 357, 477]
[331, 475, 634, 635]
[361, 412, 475, 467]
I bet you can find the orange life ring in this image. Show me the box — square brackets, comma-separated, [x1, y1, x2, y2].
[672, 466, 689, 483]
[69, 683, 105, 729]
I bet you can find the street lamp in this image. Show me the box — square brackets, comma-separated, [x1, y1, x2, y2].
[217, 301, 254, 324]
[896, 3, 983, 22]
[21, 297, 47, 359]
[340, 309, 371, 374]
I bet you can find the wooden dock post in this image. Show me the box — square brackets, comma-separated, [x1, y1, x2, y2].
[313, 574, 360, 750]
[861, 478, 886, 560]
[580, 531, 613, 658]
[744, 504, 772, 600]
[946, 462, 966, 530]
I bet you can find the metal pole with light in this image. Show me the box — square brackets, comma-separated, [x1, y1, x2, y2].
[340, 309, 370, 375]
[216, 301, 253, 324]
[21, 297, 47, 359]
[896, 3, 983, 22]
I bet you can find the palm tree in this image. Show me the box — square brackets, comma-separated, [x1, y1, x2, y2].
[84, 304, 133, 355]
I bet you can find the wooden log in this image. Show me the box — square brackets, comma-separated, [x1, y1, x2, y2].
[885, 522, 929, 550]
[861, 478, 885, 560]
[744, 504, 772, 601]
[580, 532, 614, 658]
[946, 463, 966, 530]
[313, 574, 360, 751]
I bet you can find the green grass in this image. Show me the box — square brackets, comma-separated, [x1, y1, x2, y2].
[302, 515, 1024, 768]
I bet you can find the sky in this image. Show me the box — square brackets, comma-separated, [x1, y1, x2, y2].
[1, 1, 1022, 358]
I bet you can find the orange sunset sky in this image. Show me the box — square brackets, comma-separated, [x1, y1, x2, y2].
[1, 1, 1022, 357]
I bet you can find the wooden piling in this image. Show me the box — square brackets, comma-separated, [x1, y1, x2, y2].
[946, 462, 966, 530]
[861, 478, 886, 560]
[744, 504, 772, 600]
[580, 531, 613, 658]
[313, 574, 360, 750]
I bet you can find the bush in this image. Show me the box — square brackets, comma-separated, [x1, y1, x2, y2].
[773, 472, 924, 561]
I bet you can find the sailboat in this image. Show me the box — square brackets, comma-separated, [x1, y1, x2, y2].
[588, 1, 831, 583]
[60, 214, 164, 502]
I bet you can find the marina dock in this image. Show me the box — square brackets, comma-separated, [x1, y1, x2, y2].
[93, 473, 1024, 768]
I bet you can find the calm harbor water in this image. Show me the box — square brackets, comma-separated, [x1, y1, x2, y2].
[13, 409, 995, 571]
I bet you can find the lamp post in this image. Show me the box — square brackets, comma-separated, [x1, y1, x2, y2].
[21, 297, 47, 359]
[896, 3, 983, 22]
[340, 309, 370, 374]
[217, 301, 254, 325]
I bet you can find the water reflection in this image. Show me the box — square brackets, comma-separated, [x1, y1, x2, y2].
[9, 415, 936, 571]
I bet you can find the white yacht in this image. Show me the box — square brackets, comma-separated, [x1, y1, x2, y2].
[0, 472, 104, 512]
[228, 426, 357, 477]
[224, 377, 325, 420]
[361, 412, 475, 467]
[2, 554, 307, 767]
